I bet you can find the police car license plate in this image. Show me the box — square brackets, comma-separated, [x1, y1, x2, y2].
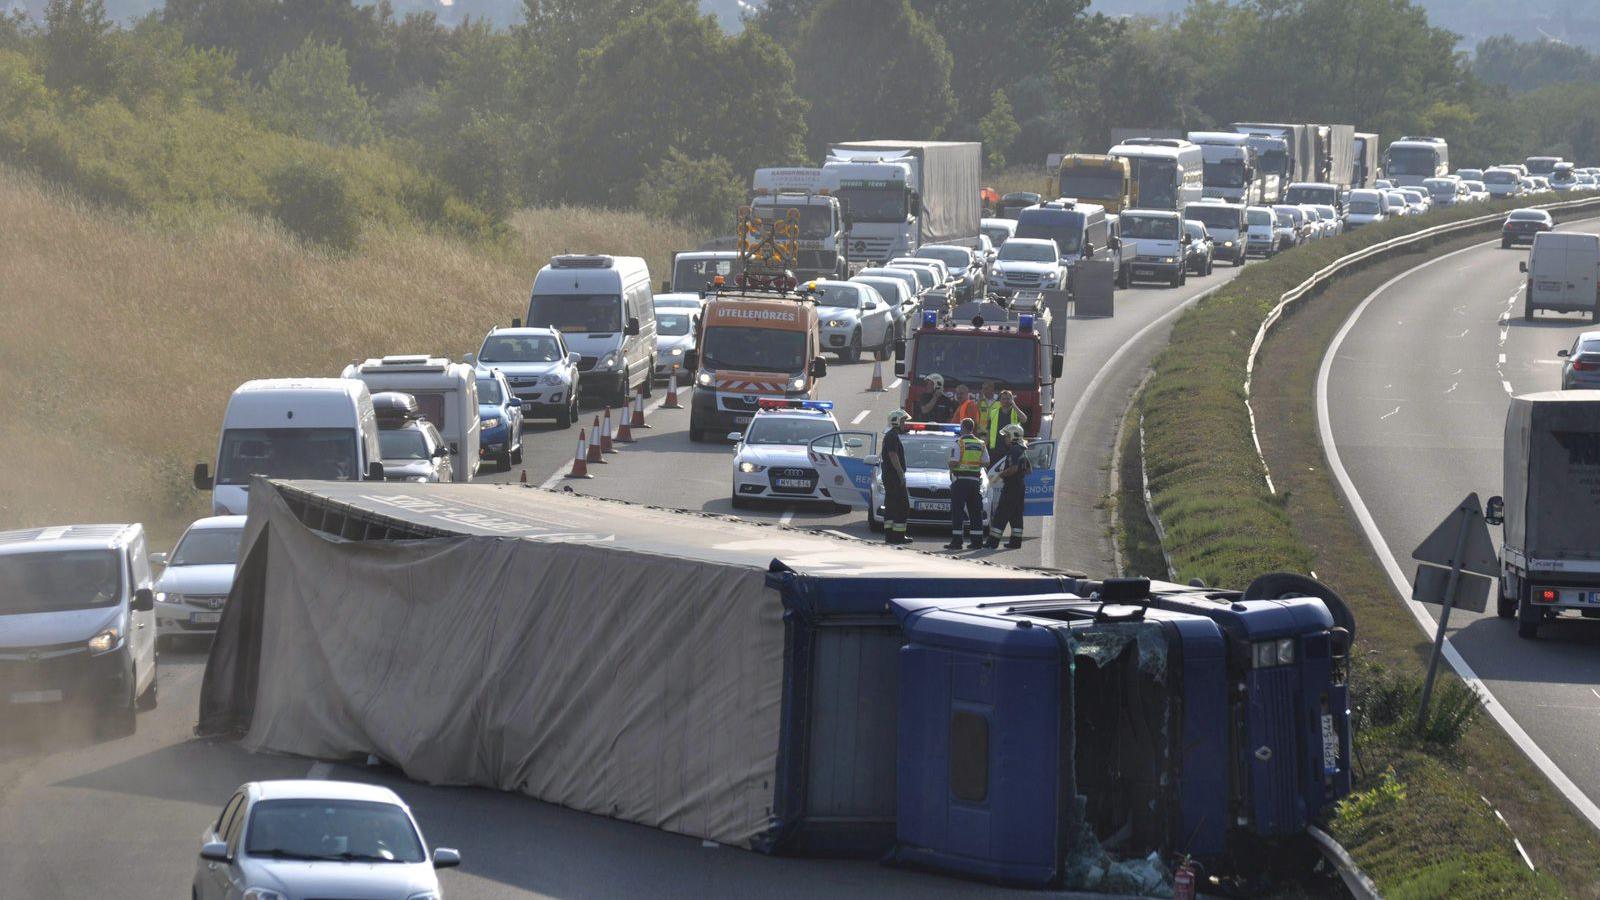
[190, 612, 221, 625]
[1320, 714, 1339, 768]
[777, 478, 810, 488]
[917, 501, 951, 512]
[10, 689, 62, 705]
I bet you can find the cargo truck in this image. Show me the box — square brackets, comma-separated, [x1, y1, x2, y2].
[1053, 153, 1132, 212]
[749, 168, 849, 281]
[1186, 132, 1262, 204]
[823, 140, 982, 264]
[1232, 122, 1315, 189]
[1493, 392, 1600, 638]
[1353, 132, 1380, 188]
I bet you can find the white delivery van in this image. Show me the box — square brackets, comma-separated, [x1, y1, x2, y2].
[526, 255, 657, 407]
[341, 355, 480, 481]
[1522, 232, 1600, 322]
[193, 378, 383, 516]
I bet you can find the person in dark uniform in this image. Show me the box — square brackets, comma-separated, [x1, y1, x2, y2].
[915, 373, 955, 423]
[946, 417, 989, 550]
[881, 409, 913, 544]
[986, 423, 1030, 549]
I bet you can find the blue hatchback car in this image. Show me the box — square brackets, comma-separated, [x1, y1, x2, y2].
[476, 368, 524, 471]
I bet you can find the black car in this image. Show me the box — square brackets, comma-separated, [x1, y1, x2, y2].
[1502, 209, 1553, 248]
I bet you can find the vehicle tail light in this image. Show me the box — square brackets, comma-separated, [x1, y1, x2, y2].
[1574, 360, 1598, 372]
[1537, 589, 1558, 603]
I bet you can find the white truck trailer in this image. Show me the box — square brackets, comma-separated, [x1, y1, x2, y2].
[823, 140, 982, 264]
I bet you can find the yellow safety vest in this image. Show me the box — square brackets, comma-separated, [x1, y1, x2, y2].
[954, 437, 986, 476]
[977, 398, 999, 431]
[987, 406, 1024, 445]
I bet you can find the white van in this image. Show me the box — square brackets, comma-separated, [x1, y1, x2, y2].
[341, 355, 479, 481]
[1522, 232, 1600, 322]
[194, 378, 383, 516]
[0, 523, 159, 736]
[526, 255, 657, 407]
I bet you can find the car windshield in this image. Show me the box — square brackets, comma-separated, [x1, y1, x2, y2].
[744, 417, 836, 446]
[1118, 214, 1178, 240]
[1485, 170, 1517, 184]
[1508, 210, 1549, 222]
[1314, 206, 1336, 218]
[655, 313, 692, 336]
[171, 528, 243, 566]
[480, 335, 563, 363]
[754, 202, 833, 239]
[700, 326, 807, 373]
[1014, 216, 1083, 255]
[835, 185, 906, 223]
[807, 284, 863, 309]
[0, 550, 121, 615]
[890, 265, 935, 290]
[673, 257, 737, 293]
[379, 428, 431, 460]
[903, 437, 957, 469]
[475, 378, 502, 403]
[914, 333, 1035, 389]
[1386, 146, 1441, 176]
[861, 269, 919, 294]
[1184, 206, 1241, 230]
[217, 428, 358, 485]
[1202, 160, 1246, 188]
[245, 799, 424, 864]
[1247, 208, 1273, 226]
[852, 279, 903, 304]
[998, 241, 1057, 263]
[1425, 180, 1455, 196]
[1349, 199, 1382, 215]
[1184, 223, 1206, 239]
[1386, 193, 1407, 205]
[527, 294, 620, 333]
[981, 226, 1012, 245]
[917, 247, 970, 270]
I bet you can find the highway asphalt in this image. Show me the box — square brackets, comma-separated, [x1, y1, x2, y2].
[1322, 216, 1600, 812]
[0, 266, 1243, 898]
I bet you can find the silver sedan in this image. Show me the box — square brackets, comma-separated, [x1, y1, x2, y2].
[1559, 331, 1600, 390]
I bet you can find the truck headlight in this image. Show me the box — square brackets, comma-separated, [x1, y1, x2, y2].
[671, 347, 684, 356]
[482, 417, 501, 429]
[696, 370, 715, 388]
[1251, 638, 1296, 668]
[87, 626, 122, 655]
[788, 376, 807, 391]
[738, 461, 765, 474]
[1162, 257, 1175, 264]
[600, 351, 621, 370]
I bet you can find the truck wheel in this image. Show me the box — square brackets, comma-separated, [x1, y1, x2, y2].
[1496, 579, 1517, 619]
[1591, 304, 1599, 324]
[1516, 588, 1541, 639]
[1115, 266, 1128, 289]
[1524, 285, 1534, 321]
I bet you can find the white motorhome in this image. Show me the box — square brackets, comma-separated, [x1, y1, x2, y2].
[341, 355, 480, 481]
[193, 379, 383, 516]
[1521, 232, 1600, 322]
[1108, 139, 1205, 211]
[526, 255, 657, 407]
[750, 168, 848, 281]
[1186, 132, 1260, 204]
[1383, 137, 1449, 187]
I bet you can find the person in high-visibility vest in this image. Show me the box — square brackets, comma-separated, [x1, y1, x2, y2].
[986, 423, 1030, 549]
[881, 409, 913, 544]
[985, 390, 1028, 450]
[951, 384, 981, 426]
[946, 418, 990, 550]
[976, 381, 1000, 438]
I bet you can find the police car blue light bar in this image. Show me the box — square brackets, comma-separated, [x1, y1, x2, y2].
[757, 398, 834, 411]
[905, 422, 962, 432]
[922, 310, 938, 327]
[1018, 314, 1034, 333]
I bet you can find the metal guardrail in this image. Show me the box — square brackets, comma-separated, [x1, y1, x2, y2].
[1244, 194, 1600, 494]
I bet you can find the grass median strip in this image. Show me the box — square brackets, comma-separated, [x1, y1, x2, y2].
[1140, 200, 1600, 898]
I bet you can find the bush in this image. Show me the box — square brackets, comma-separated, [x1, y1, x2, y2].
[265, 159, 361, 251]
[636, 149, 743, 233]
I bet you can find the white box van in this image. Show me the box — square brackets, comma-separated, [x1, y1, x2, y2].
[341, 355, 480, 481]
[0, 523, 158, 736]
[526, 255, 657, 407]
[1522, 232, 1600, 322]
[194, 378, 383, 516]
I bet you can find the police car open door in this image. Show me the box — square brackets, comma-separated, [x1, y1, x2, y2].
[806, 431, 878, 507]
[1022, 440, 1058, 516]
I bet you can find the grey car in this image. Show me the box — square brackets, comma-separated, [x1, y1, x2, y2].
[1559, 331, 1600, 389]
[1182, 221, 1214, 275]
[195, 780, 459, 900]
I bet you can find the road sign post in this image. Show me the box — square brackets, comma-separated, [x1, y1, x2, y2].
[1411, 493, 1498, 736]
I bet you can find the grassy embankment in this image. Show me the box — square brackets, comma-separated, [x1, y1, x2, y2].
[1135, 195, 1600, 898]
[0, 169, 698, 543]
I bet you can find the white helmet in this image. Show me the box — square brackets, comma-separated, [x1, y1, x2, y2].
[888, 409, 911, 426]
[1000, 423, 1026, 439]
[923, 373, 945, 388]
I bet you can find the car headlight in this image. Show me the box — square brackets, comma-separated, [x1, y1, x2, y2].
[1040, 272, 1058, 284]
[600, 351, 621, 369]
[87, 626, 122, 655]
[1222, 240, 1234, 247]
[788, 376, 807, 391]
[696, 370, 715, 387]
[738, 461, 765, 474]
[244, 891, 286, 900]
[1162, 257, 1175, 264]
[671, 347, 684, 356]
[408, 476, 429, 483]
[482, 417, 501, 429]
[826, 319, 845, 328]
[159, 592, 183, 605]
[541, 373, 567, 386]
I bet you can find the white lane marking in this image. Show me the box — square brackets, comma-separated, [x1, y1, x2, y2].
[850, 409, 870, 425]
[1379, 406, 1401, 420]
[779, 509, 794, 525]
[1041, 284, 1224, 570]
[1515, 838, 1536, 872]
[1451, 368, 1463, 375]
[1502, 380, 1515, 395]
[538, 393, 671, 489]
[306, 762, 333, 779]
[1445, 383, 1458, 394]
[1498, 354, 1507, 364]
[820, 529, 861, 541]
[1451, 328, 1470, 338]
[1317, 235, 1600, 834]
[888, 378, 902, 390]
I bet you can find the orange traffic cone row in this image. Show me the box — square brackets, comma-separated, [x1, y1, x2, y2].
[867, 359, 886, 392]
[600, 407, 618, 453]
[616, 395, 636, 443]
[567, 429, 593, 478]
[631, 382, 651, 429]
[586, 417, 606, 464]
[663, 370, 682, 409]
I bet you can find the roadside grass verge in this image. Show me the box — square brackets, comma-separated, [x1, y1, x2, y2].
[1113, 388, 1171, 579]
[1139, 198, 1600, 898]
[0, 167, 699, 542]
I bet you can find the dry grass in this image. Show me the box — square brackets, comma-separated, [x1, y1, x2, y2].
[0, 169, 701, 542]
[987, 165, 1053, 200]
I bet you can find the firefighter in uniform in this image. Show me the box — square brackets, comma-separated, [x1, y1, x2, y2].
[881, 409, 913, 544]
[986, 422, 1030, 549]
[946, 418, 990, 550]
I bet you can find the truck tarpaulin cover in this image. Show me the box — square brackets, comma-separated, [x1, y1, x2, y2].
[828, 140, 981, 247]
[197, 479, 1010, 849]
[1504, 392, 1600, 562]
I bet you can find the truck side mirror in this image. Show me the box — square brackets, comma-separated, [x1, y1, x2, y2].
[625, 316, 641, 336]
[894, 361, 906, 377]
[894, 339, 906, 361]
[132, 588, 156, 612]
[1485, 495, 1504, 526]
[1519, 261, 1528, 273]
[1051, 354, 1065, 379]
[512, 317, 522, 328]
[193, 463, 213, 490]
[367, 461, 386, 481]
[660, 279, 670, 293]
[810, 357, 828, 378]
[910, 191, 922, 215]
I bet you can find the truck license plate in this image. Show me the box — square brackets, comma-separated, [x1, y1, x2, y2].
[777, 478, 810, 488]
[1133, 267, 1154, 277]
[190, 612, 222, 625]
[10, 689, 62, 705]
[917, 501, 951, 512]
[1320, 714, 1339, 767]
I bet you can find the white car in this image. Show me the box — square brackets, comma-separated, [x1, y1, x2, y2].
[803, 280, 896, 362]
[477, 326, 581, 428]
[729, 400, 845, 508]
[888, 257, 954, 292]
[1460, 179, 1489, 202]
[152, 515, 246, 646]
[1344, 189, 1388, 229]
[1311, 204, 1342, 237]
[980, 217, 1017, 249]
[989, 237, 1067, 295]
[865, 423, 995, 532]
[1384, 190, 1412, 216]
[855, 266, 924, 319]
[653, 307, 697, 383]
[1397, 188, 1431, 215]
[194, 780, 459, 900]
[849, 274, 914, 341]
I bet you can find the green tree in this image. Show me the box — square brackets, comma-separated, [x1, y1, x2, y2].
[264, 158, 363, 251]
[554, 1, 807, 207]
[1474, 35, 1600, 93]
[42, 0, 116, 98]
[636, 149, 743, 232]
[792, 0, 955, 153]
[742, 0, 823, 50]
[259, 38, 376, 146]
[978, 90, 1018, 170]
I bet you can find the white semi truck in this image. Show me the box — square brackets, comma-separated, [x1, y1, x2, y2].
[823, 140, 982, 265]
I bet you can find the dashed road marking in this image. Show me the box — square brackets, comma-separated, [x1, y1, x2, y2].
[779, 509, 794, 525]
[888, 378, 902, 390]
[1445, 383, 1458, 394]
[850, 409, 870, 425]
[1379, 406, 1401, 420]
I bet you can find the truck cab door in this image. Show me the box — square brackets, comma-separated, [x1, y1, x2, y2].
[807, 431, 878, 507]
[1022, 440, 1058, 517]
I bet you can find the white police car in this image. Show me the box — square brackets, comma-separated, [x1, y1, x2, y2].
[729, 400, 854, 509]
[862, 423, 993, 531]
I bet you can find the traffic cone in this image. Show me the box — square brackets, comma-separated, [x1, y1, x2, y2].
[616, 395, 636, 443]
[600, 407, 618, 453]
[867, 359, 886, 392]
[567, 429, 592, 478]
[586, 417, 606, 464]
[631, 382, 651, 429]
[519, 468, 528, 484]
[663, 370, 682, 409]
